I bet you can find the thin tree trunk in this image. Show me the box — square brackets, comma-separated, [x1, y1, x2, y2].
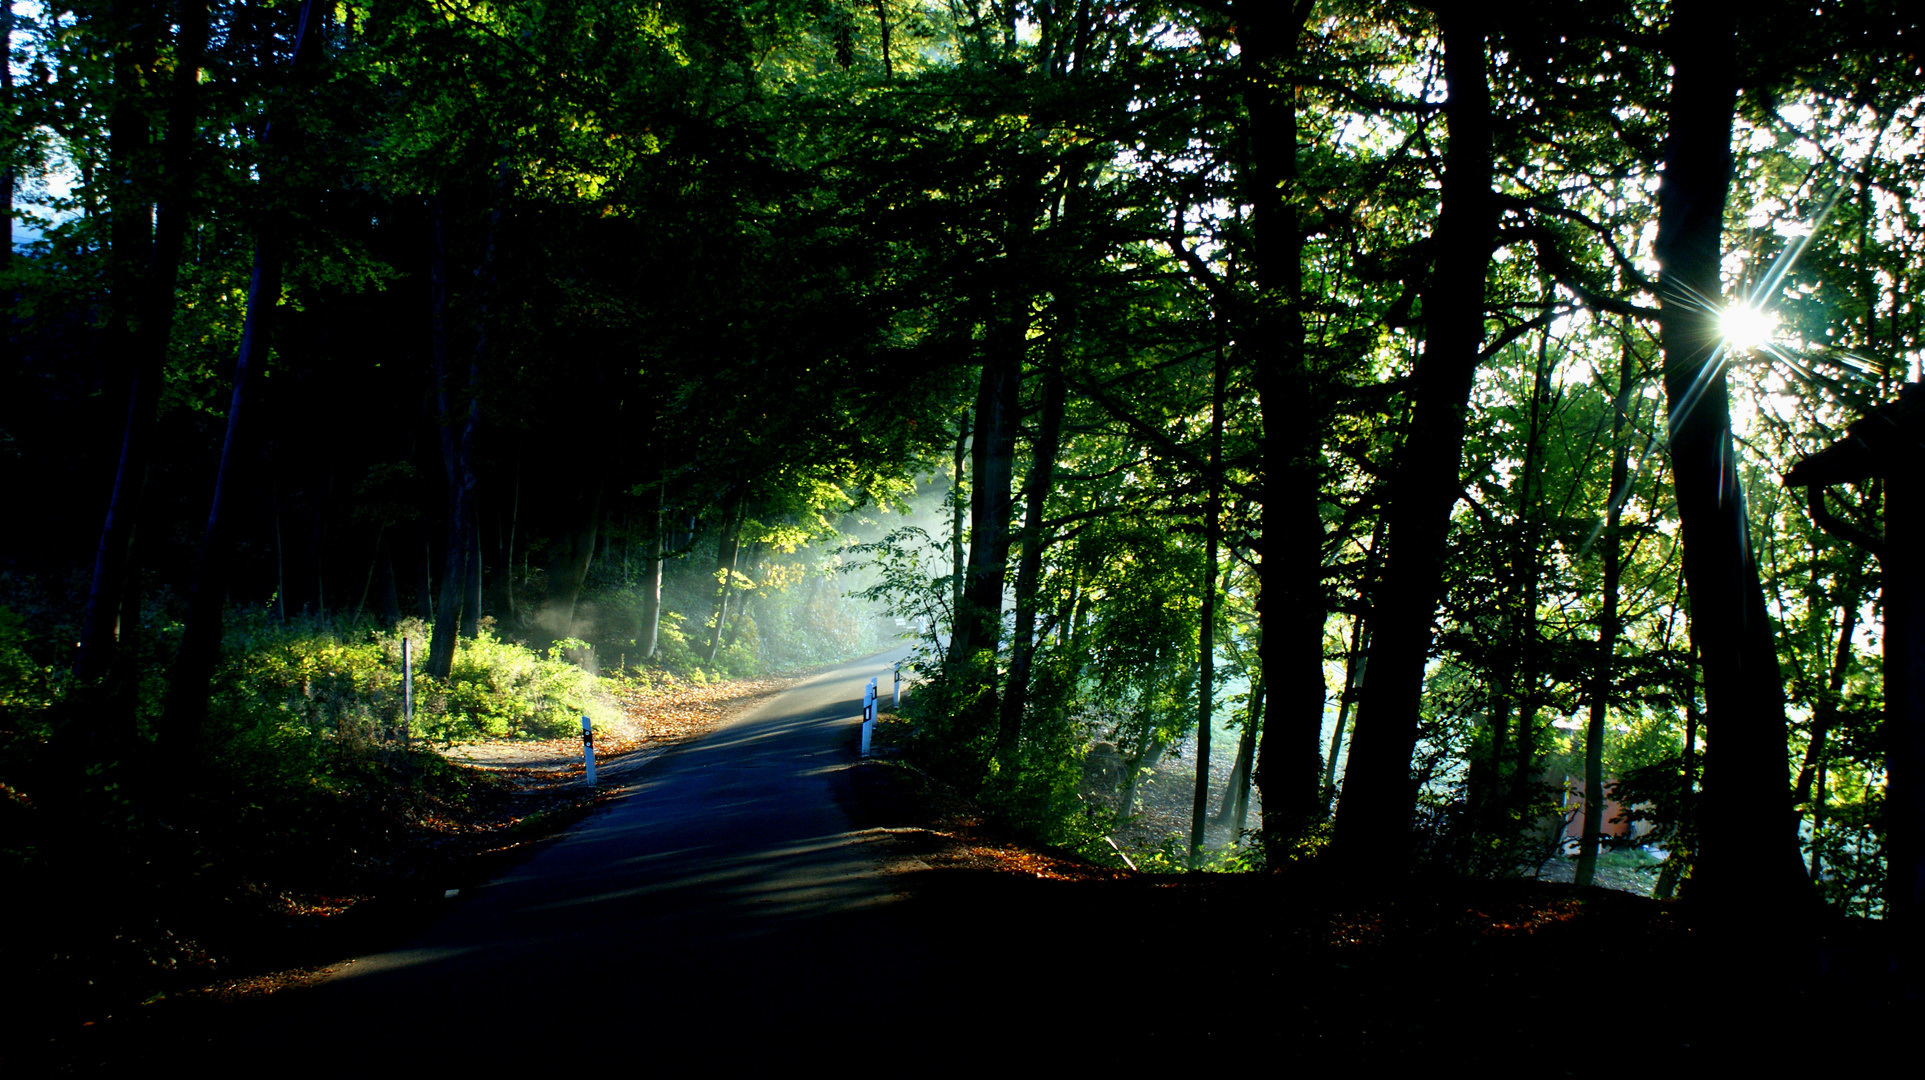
[1793, 557, 1867, 807]
[1332, 7, 1494, 877]
[1324, 620, 1367, 800]
[1327, 515, 1387, 803]
[996, 366, 1068, 762]
[1508, 297, 1555, 793]
[356, 526, 387, 617]
[950, 407, 968, 634]
[560, 478, 604, 627]
[1218, 676, 1264, 838]
[706, 492, 746, 665]
[427, 180, 495, 679]
[873, 0, 893, 80]
[77, 0, 208, 686]
[641, 470, 665, 657]
[160, 243, 284, 756]
[724, 546, 763, 650]
[416, 524, 434, 620]
[158, 0, 323, 757]
[1575, 339, 1636, 886]
[1190, 348, 1228, 865]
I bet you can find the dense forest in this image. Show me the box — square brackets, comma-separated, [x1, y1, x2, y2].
[4, 0, 1924, 1009]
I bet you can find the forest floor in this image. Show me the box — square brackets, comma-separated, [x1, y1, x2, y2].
[845, 714, 1913, 1067]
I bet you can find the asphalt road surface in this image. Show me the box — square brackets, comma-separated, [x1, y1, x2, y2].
[195, 647, 936, 1069]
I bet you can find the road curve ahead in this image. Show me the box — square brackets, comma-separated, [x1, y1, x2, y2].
[214, 647, 930, 1068]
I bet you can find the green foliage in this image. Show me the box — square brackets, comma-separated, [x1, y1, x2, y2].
[0, 606, 53, 716]
[215, 615, 619, 746]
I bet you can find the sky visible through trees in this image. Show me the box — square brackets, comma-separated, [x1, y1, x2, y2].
[4, 0, 1925, 1010]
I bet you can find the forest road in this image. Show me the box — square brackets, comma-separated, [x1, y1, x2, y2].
[192, 646, 936, 1069]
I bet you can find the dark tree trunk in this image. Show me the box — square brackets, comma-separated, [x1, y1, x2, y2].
[1239, 0, 1326, 864]
[415, 523, 435, 620]
[558, 479, 604, 627]
[77, 0, 207, 687]
[1651, 0, 1808, 913]
[996, 366, 1068, 762]
[1884, 461, 1925, 989]
[1332, 7, 1493, 877]
[1191, 348, 1228, 865]
[949, 347, 1020, 675]
[157, 0, 321, 758]
[426, 184, 493, 679]
[873, 0, 893, 80]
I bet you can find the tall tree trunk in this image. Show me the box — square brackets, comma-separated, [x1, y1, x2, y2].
[76, 0, 207, 686]
[1652, 0, 1809, 914]
[1240, 0, 1326, 864]
[1332, 6, 1494, 877]
[950, 407, 968, 636]
[1575, 338, 1636, 886]
[1191, 348, 1228, 865]
[158, 0, 323, 757]
[426, 183, 493, 680]
[1884, 449, 1925, 990]
[559, 478, 605, 627]
[949, 347, 1020, 675]
[872, 0, 893, 80]
[641, 471, 665, 658]
[996, 366, 1067, 762]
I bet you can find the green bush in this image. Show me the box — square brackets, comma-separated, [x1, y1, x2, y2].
[216, 615, 619, 747]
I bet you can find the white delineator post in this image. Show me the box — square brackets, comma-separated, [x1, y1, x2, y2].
[582, 713, 597, 786]
[893, 663, 901, 708]
[860, 677, 878, 758]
